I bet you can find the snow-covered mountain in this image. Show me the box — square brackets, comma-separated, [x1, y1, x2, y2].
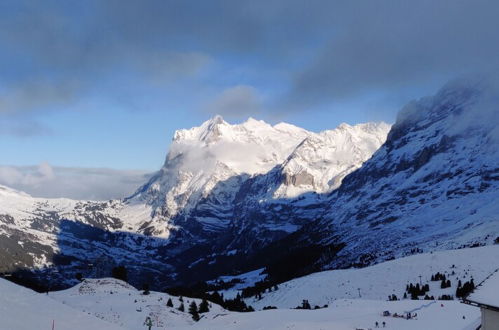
[128, 116, 389, 240]
[0, 118, 389, 288]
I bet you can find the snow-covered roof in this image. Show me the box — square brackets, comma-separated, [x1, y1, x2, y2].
[466, 270, 499, 309]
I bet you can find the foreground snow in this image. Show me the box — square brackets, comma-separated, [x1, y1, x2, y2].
[0, 277, 122, 330]
[183, 299, 479, 330]
[49, 278, 226, 329]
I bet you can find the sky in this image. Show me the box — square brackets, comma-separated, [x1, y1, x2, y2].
[1, 0, 499, 199]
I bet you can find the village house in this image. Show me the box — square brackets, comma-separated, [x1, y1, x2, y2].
[464, 270, 499, 330]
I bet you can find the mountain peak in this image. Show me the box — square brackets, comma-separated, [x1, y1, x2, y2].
[173, 115, 229, 143]
[337, 122, 352, 130]
[208, 114, 226, 125]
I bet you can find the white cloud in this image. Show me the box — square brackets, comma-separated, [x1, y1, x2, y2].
[0, 164, 152, 200]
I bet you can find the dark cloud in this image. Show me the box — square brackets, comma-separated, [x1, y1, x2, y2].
[0, 0, 498, 126]
[0, 0, 218, 118]
[0, 79, 79, 114]
[0, 163, 152, 200]
[284, 0, 499, 109]
[204, 85, 263, 119]
[0, 119, 53, 137]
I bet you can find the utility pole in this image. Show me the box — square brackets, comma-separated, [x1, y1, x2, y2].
[357, 288, 361, 298]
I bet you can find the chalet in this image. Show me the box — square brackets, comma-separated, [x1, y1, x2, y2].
[464, 270, 499, 330]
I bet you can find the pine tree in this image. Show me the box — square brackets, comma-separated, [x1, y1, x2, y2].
[142, 283, 150, 295]
[166, 298, 173, 307]
[178, 302, 185, 312]
[456, 286, 462, 298]
[75, 272, 83, 282]
[189, 301, 200, 321]
[301, 299, 311, 309]
[111, 266, 128, 282]
[199, 298, 210, 313]
[209, 291, 223, 306]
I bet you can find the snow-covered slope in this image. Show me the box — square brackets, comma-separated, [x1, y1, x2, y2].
[0, 277, 123, 330]
[184, 299, 479, 330]
[247, 245, 499, 309]
[49, 278, 226, 329]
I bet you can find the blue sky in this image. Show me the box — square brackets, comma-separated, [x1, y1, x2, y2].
[1, 0, 498, 177]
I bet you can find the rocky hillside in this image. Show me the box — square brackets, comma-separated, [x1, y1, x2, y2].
[292, 79, 499, 270]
